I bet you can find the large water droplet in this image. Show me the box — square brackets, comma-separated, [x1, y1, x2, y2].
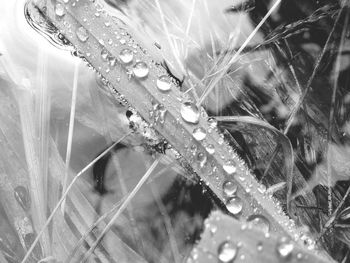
[247, 214, 270, 234]
[223, 161, 237, 175]
[276, 237, 294, 259]
[119, 48, 133, 64]
[133, 62, 149, 78]
[223, 181, 237, 197]
[76, 26, 89, 42]
[181, 102, 200, 124]
[156, 75, 172, 92]
[226, 197, 243, 215]
[218, 241, 237, 263]
[192, 127, 206, 141]
[55, 3, 66, 17]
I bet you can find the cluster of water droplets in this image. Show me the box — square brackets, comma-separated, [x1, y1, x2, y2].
[149, 101, 167, 126]
[51, 1, 249, 210]
[187, 211, 310, 263]
[37, 1, 319, 259]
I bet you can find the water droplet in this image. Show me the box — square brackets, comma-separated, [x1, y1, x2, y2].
[205, 144, 215, 154]
[133, 62, 149, 78]
[218, 241, 237, 263]
[108, 57, 117, 67]
[208, 117, 218, 128]
[276, 237, 294, 259]
[119, 48, 133, 64]
[156, 75, 172, 92]
[196, 152, 207, 168]
[55, 3, 65, 17]
[192, 127, 206, 141]
[226, 197, 243, 215]
[181, 102, 200, 124]
[210, 224, 218, 235]
[247, 214, 270, 234]
[257, 242, 263, 252]
[101, 49, 109, 61]
[158, 104, 167, 124]
[223, 161, 236, 175]
[191, 248, 199, 261]
[14, 186, 30, 211]
[151, 103, 167, 125]
[190, 144, 197, 155]
[223, 181, 237, 197]
[76, 26, 89, 42]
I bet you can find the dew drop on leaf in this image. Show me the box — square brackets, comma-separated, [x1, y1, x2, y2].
[181, 102, 200, 124]
[119, 48, 134, 64]
[108, 57, 117, 67]
[247, 214, 270, 234]
[276, 237, 294, 259]
[223, 181, 237, 197]
[55, 3, 66, 17]
[156, 75, 172, 92]
[76, 26, 89, 42]
[207, 117, 218, 128]
[196, 152, 207, 168]
[223, 160, 236, 175]
[205, 144, 215, 154]
[217, 241, 237, 263]
[133, 62, 149, 78]
[192, 127, 207, 141]
[101, 49, 109, 61]
[226, 196, 243, 215]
